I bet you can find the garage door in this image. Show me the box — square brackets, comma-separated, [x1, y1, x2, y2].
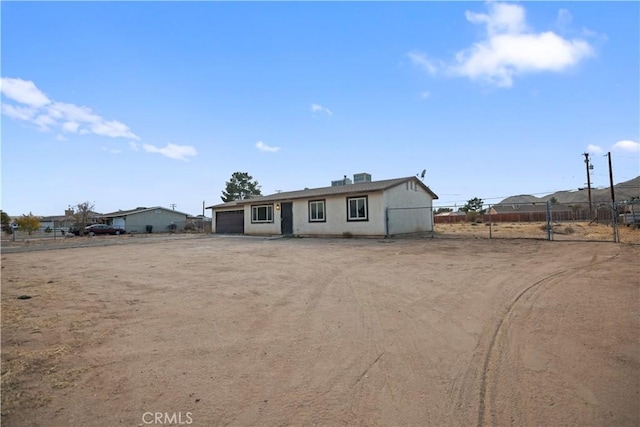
[215, 210, 244, 234]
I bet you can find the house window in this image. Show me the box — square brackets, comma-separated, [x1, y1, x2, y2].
[309, 200, 326, 222]
[347, 196, 368, 221]
[251, 205, 273, 223]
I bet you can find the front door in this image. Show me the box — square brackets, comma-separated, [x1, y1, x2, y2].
[281, 202, 293, 235]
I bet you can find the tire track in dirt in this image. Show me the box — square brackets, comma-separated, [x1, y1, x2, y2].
[470, 247, 622, 427]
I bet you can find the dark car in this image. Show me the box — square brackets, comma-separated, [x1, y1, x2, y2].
[83, 224, 126, 236]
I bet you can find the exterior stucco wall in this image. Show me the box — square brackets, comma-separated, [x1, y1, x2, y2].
[118, 209, 188, 233]
[243, 193, 386, 237]
[384, 181, 434, 235]
[243, 203, 281, 235]
[294, 193, 386, 237]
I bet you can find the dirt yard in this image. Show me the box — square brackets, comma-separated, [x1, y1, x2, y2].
[1, 235, 638, 426]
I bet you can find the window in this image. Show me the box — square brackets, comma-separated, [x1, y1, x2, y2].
[309, 200, 326, 222]
[347, 196, 368, 221]
[251, 205, 273, 223]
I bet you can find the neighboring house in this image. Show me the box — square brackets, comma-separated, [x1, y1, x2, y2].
[433, 210, 466, 224]
[207, 175, 438, 238]
[102, 206, 190, 233]
[39, 209, 99, 231]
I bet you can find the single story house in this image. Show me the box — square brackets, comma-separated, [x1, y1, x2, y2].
[102, 206, 190, 233]
[39, 209, 100, 232]
[207, 175, 439, 238]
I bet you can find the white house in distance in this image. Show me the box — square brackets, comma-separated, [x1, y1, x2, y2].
[102, 206, 190, 233]
[208, 174, 439, 238]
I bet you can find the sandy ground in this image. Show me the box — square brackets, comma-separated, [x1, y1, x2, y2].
[1, 236, 638, 426]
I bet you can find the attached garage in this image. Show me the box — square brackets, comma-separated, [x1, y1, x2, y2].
[215, 210, 244, 234]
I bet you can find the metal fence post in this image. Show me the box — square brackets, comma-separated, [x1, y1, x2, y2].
[385, 207, 389, 238]
[612, 202, 619, 243]
[546, 201, 552, 241]
[488, 204, 492, 239]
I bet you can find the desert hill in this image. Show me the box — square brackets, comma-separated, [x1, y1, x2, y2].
[500, 176, 640, 205]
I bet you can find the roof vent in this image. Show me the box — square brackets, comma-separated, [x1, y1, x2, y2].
[331, 175, 353, 186]
[353, 173, 372, 183]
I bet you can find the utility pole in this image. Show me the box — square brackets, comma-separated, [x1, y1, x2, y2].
[583, 152, 593, 215]
[170, 203, 177, 210]
[607, 151, 618, 243]
[606, 152, 615, 203]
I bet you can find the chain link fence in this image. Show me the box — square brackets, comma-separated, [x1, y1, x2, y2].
[386, 200, 640, 244]
[2, 217, 212, 242]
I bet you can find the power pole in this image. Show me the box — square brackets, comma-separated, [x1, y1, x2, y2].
[170, 203, 177, 210]
[607, 152, 615, 203]
[583, 152, 593, 215]
[607, 151, 618, 243]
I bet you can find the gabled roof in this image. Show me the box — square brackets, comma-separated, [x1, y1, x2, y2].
[102, 206, 190, 218]
[39, 215, 68, 222]
[208, 176, 438, 210]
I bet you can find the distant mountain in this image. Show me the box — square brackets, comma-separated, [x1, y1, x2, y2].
[500, 176, 640, 205]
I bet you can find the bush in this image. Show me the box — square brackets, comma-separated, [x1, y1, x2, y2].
[45, 226, 52, 233]
[465, 212, 478, 222]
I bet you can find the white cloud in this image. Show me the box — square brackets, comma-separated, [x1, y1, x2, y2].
[47, 102, 101, 124]
[56, 134, 68, 141]
[1, 77, 140, 140]
[142, 143, 197, 161]
[256, 141, 280, 153]
[129, 141, 140, 151]
[613, 140, 640, 153]
[1, 104, 37, 121]
[587, 144, 604, 154]
[62, 121, 80, 133]
[466, 2, 528, 36]
[1, 77, 51, 107]
[310, 103, 333, 116]
[90, 119, 138, 139]
[407, 51, 439, 75]
[33, 114, 56, 130]
[410, 2, 595, 87]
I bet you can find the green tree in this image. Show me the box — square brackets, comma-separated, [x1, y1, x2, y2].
[460, 197, 485, 222]
[434, 207, 453, 215]
[221, 172, 262, 202]
[16, 213, 41, 235]
[1, 210, 12, 234]
[460, 197, 485, 214]
[549, 196, 559, 204]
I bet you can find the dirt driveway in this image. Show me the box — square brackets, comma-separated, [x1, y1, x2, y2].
[1, 236, 638, 426]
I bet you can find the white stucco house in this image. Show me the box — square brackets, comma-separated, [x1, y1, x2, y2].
[207, 175, 438, 238]
[102, 206, 190, 233]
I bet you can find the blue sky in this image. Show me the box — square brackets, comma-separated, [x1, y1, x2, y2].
[2, 1, 638, 216]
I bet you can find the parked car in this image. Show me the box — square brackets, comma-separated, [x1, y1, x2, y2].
[83, 224, 126, 236]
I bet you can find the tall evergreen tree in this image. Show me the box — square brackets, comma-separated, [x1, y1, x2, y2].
[221, 172, 262, 202]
